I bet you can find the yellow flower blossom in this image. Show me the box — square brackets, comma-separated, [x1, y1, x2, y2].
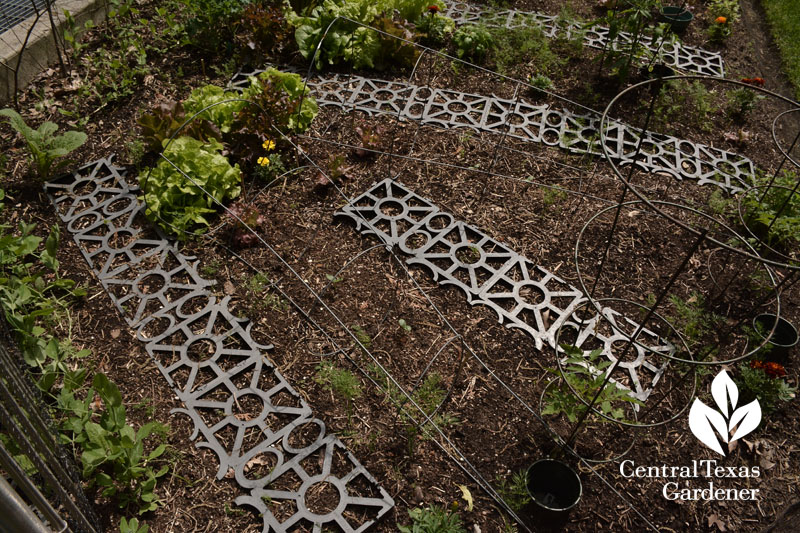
[262, 139, 276, 151]
[257, 156, 270, 167]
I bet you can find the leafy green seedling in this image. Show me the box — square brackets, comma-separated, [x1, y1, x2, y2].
[398, 505, 466, 533]
[0, 108, 87, 179]
[59, 373, 169, 514]
[542, 344, 643, 423]
[120, 517, 149, 533]
[315, 361, 362, 427]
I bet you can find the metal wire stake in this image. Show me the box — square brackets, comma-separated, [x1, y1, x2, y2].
[589, 79, 662, 302]
[563, 229, 708, 450]
[759, 126, 800, 203]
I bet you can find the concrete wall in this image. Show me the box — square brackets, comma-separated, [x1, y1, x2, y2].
[0, 0, 108, 103]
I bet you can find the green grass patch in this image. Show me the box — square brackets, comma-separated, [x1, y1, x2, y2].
[761, 0, 800, 100]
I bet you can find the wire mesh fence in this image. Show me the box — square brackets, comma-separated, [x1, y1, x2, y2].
[0, 318, 101, 533]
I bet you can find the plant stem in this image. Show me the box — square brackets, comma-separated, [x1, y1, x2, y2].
[564, 229, 707, 449]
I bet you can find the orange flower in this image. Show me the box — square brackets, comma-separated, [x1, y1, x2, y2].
[765, 362, 787, 378]
[715, 16, 727, 24]
[741, 77, 765, 87]
[750, 359, 787, 378]
[427, 4, 440, 12]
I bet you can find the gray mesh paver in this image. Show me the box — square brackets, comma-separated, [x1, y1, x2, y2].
[45, 158, 394, 533]
[336, 178, 672, 403]
[232, 68, 754, 193]
[442, 1, 725, 77]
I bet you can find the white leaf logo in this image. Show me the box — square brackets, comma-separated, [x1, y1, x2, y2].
[688, 370, 761, 456]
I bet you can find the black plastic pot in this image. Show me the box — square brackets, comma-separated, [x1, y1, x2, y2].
[754, 313, 799, 361]
[526, 459, 582, 518]
[660, 6, 694, 33]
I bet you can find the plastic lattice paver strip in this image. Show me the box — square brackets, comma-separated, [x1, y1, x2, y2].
[45, 158, 394, 533]
[441, 1, 725, 77]
[336, 178, 674, 403]
[232, 68, 754, 193]
[0, 0, 48, 34]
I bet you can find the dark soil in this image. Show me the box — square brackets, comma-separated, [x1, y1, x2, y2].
[2, 0, 800, 532]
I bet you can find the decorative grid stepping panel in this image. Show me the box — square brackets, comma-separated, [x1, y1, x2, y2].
[231, 69, 753, 194]
[336, 178, 673, 403]
[441, 1, 725, 77]
[45, 158, 394, 533]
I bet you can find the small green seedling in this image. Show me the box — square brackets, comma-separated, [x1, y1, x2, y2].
[0, 108, 87, 179]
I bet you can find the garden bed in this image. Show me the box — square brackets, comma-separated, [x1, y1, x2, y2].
[2, 0, 800, 532]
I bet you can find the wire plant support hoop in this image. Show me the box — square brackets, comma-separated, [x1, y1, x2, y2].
[538, 377, 639, 463]
[575, 199, 782, 366]
[599, 74, 800, 272]
[736, 184, 800, 266]
[553, 298, 696, 428]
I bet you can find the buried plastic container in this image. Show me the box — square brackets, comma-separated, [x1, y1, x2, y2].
[526, 459, 582, 514]
[753, 313, 799, 361]
[660, 6, 694, 33]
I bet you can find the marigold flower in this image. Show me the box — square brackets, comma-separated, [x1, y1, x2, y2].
[741, 77, 765, 87]
[765, 362, 787, 378]
[257, 156, 270, 167]
[262, 139, 276, 151]
[715, 16, 727, 24]
[427, 4, 440, 13]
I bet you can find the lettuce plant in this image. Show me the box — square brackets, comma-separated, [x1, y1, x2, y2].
[183, 85, 246, 133]
[137, 101, 221, 152]
[237, 1, 292, 58]
[139, 137, 241, 237]
[240, 68, 319, 134]
[290, 0, 382, 69]
[288, 0, 438, 70]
